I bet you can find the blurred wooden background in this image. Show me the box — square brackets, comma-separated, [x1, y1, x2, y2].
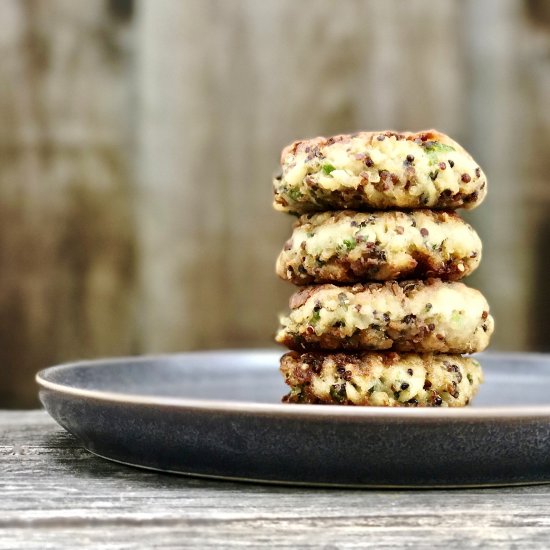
[1, 0, 549, 407]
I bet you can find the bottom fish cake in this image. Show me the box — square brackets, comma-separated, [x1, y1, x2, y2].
[280, 351, 483, 407]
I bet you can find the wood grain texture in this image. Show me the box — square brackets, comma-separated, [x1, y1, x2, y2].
[0, 0, 137, 407]
[1, 410, 550, 549]
[1, 0, 550, 407]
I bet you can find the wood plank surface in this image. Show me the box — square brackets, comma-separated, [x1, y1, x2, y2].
[1, 410, 550, 549]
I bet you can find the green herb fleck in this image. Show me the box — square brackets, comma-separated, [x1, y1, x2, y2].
[330, 383, 347, 403]
[322, 163, 336, 175]
[423, 141, 456, 165]
[311, 309, 321, 324]
[425, 303, 433, 312]
[451, 311, 463, 323]
[289, 386, 304, 400]
[288, 188, 302, 201]
[343, 238, 356, 251]
[467, 373, 474, 384]
[306, 232, 314, 238]
[423, 141, 456, 154]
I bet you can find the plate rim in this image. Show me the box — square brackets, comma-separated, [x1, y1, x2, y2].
[36, 349, 550, 419]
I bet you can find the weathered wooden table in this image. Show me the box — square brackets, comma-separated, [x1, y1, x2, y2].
[2, 410, 550, 549]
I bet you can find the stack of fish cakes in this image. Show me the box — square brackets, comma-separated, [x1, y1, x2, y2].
[273, 130, 494, 407]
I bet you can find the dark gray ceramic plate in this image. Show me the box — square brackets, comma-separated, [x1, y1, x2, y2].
[37, 350, 550, 487]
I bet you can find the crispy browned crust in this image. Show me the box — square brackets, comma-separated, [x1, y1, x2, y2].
[275, 187, 481, 213]
[280, 130, 450, 162]
[277, 332, 492, 354]
[280, 351, 483, 407]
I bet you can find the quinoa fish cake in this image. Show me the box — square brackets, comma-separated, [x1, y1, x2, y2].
[276, 279, 494, 353]
[280, 351, 483, 407]
[277, 210, 481, 284]
[273, 130, 486, 213]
